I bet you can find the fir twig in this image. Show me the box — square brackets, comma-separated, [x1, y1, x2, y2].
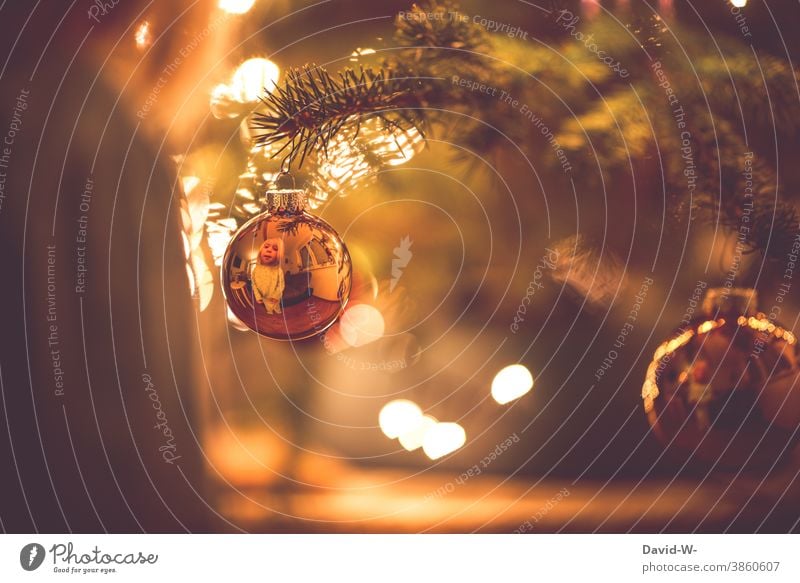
[251, 65, 424, 167]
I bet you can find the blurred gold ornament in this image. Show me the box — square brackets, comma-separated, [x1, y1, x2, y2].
[642, 288, 800, 471]
[221, 186, 352, 340]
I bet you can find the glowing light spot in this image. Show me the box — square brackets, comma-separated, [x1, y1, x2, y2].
[730, 0, 747, 7]
[134, 21, 152, 50]
[218, 0, 256, 14]
[209, 83, 240, 120]
[379, 400, 422, 439]
[422, 422, 466, 460]
[340, 304, 385, 347]
[181, 175, 200, 195]
[350, 47, 376, 60]
[398, 415, 437, 452]
[181, 231, 191, 259]
[697, 319, 724, 334]
[491, 364, 534, 405]
[185, 263, 196, 296]
[231, 58, 280, 103]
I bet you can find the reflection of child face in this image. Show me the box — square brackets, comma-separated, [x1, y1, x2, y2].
[259, 239, 280, 266]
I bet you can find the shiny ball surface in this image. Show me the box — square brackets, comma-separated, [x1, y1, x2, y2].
[642, 308, 800, 471]
[221, 208, 352, 340]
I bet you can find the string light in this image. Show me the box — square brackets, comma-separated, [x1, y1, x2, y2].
[491, 364, 534, 405]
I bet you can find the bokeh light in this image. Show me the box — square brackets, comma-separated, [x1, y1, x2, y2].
[231, 57, 280, 103]
[379, 400, 422, 439]
[491, 364, 534, 405]
[209, 83, 241, 120]
[422, 422, 466, 460]
[340, 304, 385, 347]
[218, 0, 256, 15]
[134, 21, 152, 50]
[398, 415, 437, 452]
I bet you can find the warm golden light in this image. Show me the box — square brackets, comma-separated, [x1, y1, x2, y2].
[730, 0, 747, 7]
[379, 400, 423, 439]
[231, 58, 280, 103]
[398, 415, 437, 452]
[185, 263, 196, 296]
[181, 175, 201, 194]
[736, 313, 796, 345]
[422, 422, 466, 460]
[491, 364, 534, 405]
[643, 329, 696, 412]
[340, 304, 385, 347]
[134, 21, 152, 50]
[218, 0, 256, 14]
[350, 47, 377, 61]
[697, 319, 724, 335]
[205, 214, 238, 266]
[206, 424, 290, 487]
[209, 83, 241, 120]
[653, 329, 694, 362]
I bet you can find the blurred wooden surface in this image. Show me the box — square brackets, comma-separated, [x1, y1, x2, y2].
[213, 456, 800, 533]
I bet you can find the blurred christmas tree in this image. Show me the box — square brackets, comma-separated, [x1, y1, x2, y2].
[237, 0, 798, 264]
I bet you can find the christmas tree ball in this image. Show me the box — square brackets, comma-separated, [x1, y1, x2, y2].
[642, 288, 800, 471]
[221, 189, 352, 340]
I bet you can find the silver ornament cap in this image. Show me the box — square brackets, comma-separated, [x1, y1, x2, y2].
[265, 189, 307, 213]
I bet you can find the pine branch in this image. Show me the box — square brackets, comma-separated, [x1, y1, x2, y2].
[394, 0, 490, 66]
[251, 65, 424, 167]
[244, 0, 799, 263]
